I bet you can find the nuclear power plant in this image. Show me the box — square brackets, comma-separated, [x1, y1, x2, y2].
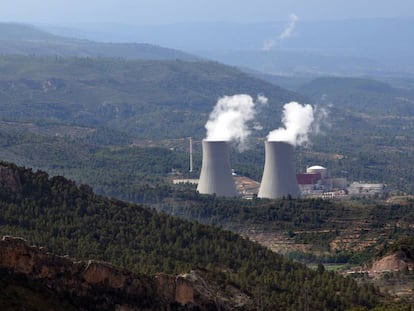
[174, 138, 386, 200]
[197, 140, 239, 197]
[258, 141, 301, 199]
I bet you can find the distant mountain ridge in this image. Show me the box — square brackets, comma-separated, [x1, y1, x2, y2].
[298, 76, 414, 115]
[43, 17, 414, 76]
[0, 22, 197, 60]
[0, 22, 60, 41]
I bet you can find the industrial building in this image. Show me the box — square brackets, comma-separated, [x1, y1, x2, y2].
[296, 165, 347, 196]
[258, 141, 301, 199]
[173, 136, 387, 200]
[296, 165, 386, 198]
[197, 140, 239, 197]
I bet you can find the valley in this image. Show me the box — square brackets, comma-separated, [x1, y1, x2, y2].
[0, 21, 414, 309]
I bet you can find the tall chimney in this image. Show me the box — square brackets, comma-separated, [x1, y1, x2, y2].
[258, 141, 301, 199]
[189, 136, 193, 173]
[197, 140, 238, 197]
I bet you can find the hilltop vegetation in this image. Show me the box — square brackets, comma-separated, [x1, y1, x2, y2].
[375, 236, 414, 261]
[0, 161, 389, 310]
[0, 54, 298, 139]
[298, 77, 414, 116]
[154, 190, 414, 263]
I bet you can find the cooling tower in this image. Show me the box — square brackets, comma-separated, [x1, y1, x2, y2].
[197, 140, 239, 197]
[258, 141, 301, 199]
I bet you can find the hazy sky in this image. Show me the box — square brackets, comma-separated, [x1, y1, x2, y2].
[1, 0, 413, 25]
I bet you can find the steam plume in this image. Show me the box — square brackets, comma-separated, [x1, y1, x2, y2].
[205, 94, 267, 149]
[267, 101, 323, 146]
[262, 13, 299, 51]
[279, 14, 299, 39]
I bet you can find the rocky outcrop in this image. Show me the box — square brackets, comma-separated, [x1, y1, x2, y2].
[369, 251, 414, 276]
[354, 251, 414, 298]
[0, 165, 22, 193]
[0, 236, 250, 310]
[155, 273, 195, 306]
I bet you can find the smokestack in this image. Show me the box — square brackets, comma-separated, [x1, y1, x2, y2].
[258, 141, 300, 199]
[189, 136, 193, 173]
[197, 140, 238, 197]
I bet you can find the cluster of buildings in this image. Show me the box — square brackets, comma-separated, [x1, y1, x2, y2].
[233, 165, 387, 200]
[173, 140, 387, 200]
[296, 165, 387, 199]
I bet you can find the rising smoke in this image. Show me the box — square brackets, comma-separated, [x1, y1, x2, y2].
[279, 13, 299, 39]
[267, 101, 327, 147]
[205, 94, 267, 150]
[263, 13, 299, 51]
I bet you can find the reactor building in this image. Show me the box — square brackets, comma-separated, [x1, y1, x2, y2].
[197, 140, 239, 197]
[258, 141, 301, 199]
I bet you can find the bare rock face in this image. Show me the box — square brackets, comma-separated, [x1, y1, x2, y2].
[0, 236, 250, 310]
[175, 275, 195, 305]
[82, 260, 130, 288]
[0, 165, 22, 193]
[369, 251, 414, 276]
[155, 273, 194, 305]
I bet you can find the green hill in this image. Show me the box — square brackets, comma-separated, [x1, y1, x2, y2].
[298, 77, 414, 116]
[0, 160, 388, 310]
[0, 54, 413, 196]
[0, 54, 300, 139]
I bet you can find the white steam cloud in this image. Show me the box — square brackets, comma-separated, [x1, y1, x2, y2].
[205, 94, 267, 149]
[263, 13, 299, 51]
[279, 13, 299, 39]
[267, 101, 327, 146]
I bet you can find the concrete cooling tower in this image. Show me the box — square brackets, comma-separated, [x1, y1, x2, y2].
[197, 140, 239, 197]
[258, 141, 301, 199]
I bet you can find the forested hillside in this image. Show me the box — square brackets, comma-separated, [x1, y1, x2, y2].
[298, 77, 414, 115]
[0, 54, 413, 196]
[0, 161, 391, 310]
[0, 54, 299, 139]
[152, 189, 414, 264]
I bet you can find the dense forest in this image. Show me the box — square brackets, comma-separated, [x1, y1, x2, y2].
[0, 160, 400, 310]
[133, 184, 414, 264]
